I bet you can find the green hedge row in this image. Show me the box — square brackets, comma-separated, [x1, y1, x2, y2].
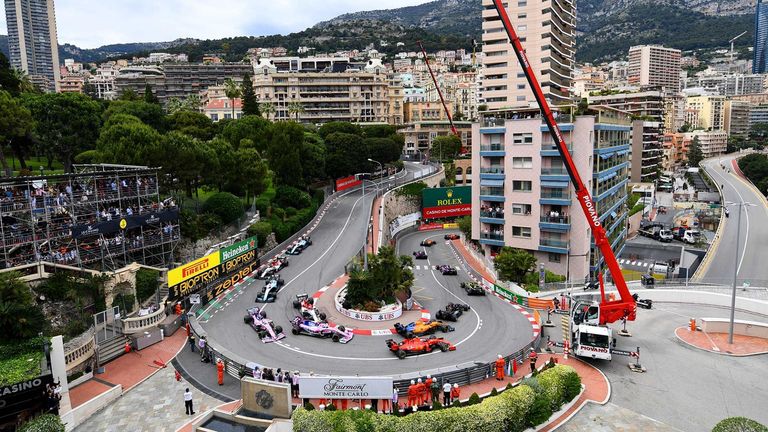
[713, 417, 768, 432]
[292, 365, 581, 432]
[18, 414, 65, 432]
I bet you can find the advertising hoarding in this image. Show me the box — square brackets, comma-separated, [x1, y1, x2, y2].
[299, 376, 393, 399]
[335, 175, 362, 192]
[422, 186, 471, 218]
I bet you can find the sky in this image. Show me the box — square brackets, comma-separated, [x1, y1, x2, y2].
[1, 0, 430, 48]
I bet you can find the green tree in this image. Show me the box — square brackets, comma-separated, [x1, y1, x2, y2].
[267, 121, 304, 187]
[364, 137, 401, 166]
[0, 91, 34, 176]
[22, 92, 103, 172]
[687, 136, 704, 167]
[345, 246, 414, 308]
[0, 272, 45, 342]
[452, 106, 464, 121]
[319, 121, 363, 139]
[712, 417, 768, 432]
[103, 100, 165, 131]
[457, 216, 472, 239]
[241, 73, 260, 116]
[202, 192, 244, 224]
[494, 247, 537, 283]
[260, 101, 275, 120]
[118, 88, 139, 101]
[97, 117, 163, 166]
[287, 101, 305, 121]
[204, 137, 236, 191]
[167, 110, 215, 140]
[0, 53, 22, 96]
[302, 132, 327, 183]
[236, 147, 268, 204]
[223, 78, 242, 120]
[220, 115, 271, 151]
[324, 132, 367, 179]
[143, 84, 159, 104]
[158, 132, 209, 197]
[431, 135, 462, 161]
[362, 124, 398, 139]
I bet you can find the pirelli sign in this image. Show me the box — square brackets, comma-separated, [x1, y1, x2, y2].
[168, 236, 258, 301]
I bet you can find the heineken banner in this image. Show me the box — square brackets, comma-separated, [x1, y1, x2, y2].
[71, 209, 179, 239]
[422, 186, 472, 218]
[168, 236, 259, 301]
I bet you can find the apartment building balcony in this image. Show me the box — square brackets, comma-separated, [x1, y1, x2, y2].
[480, 187, 505, 203]
[539, 215, 571, 232]
[539, 238, 569, 254]
[541, 166, 570, 182]
[479, 144, 505, 157]
[541, 142, 574, 157]
[480, 117, 506, 134]
[480, 232, 506, 247]
[479, 167, 505, 180]
[480, 208, 505, 225]
[540, 190, 571, 206]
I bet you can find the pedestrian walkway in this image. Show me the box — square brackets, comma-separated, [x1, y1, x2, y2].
[69, 329, 187, 409]
[675, 326, 768, 356]
[73, 361, 221, 432]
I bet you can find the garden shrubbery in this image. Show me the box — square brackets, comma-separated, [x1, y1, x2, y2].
[712, 417, 768, 432]
[18, 414, 65, 432]
[202, 192, 245, 224]
[292, 365, 581, 432]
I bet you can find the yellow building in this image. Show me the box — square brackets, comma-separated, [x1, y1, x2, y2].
[685, 95, 726, 131]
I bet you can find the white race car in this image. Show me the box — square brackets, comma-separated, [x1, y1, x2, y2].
[292, 293, 327, 322]
[257, 256, 288, 279]
[286, 235, 312, 255]
[255, 275, 285, 303]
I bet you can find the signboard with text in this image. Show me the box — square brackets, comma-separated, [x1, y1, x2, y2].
[299, 376, 393, 399]
[336, 175, 362, 192]
[422, 186, 472, 218]
[168, 252, 221, 288]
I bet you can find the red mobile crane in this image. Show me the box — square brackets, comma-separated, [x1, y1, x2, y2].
[489, 1, 636, 332]
[417, 41, 464, 154]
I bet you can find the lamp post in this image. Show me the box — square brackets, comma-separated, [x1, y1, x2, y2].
[724, 200, 755, 344]
[367, 158, 383, 196]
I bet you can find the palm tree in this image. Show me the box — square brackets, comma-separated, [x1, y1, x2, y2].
[260, 101, 276, 120]
[223, 78, 242, 119]
[12, 69, 36, 93]
[287, 101, 305, 122]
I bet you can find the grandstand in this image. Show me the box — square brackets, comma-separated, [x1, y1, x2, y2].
[0, 164, 179, 272]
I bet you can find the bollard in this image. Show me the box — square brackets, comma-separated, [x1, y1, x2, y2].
[628, 346, 646, 373]
[689, 318, 696, 332]
[563, 340, 569, 360]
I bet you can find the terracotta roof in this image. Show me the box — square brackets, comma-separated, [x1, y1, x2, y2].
[205, 98, 242, 110]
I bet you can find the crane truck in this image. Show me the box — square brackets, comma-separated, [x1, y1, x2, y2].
[491, 0, 638, 361]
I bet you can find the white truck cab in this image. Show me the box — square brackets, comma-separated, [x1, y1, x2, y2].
[572, 324, 612, 360]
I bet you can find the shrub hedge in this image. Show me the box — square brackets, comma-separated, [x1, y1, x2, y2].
[201, 192, 244, 225]
[292, 365, 581, 432]
[18, 414, 65, 432]
[712, 417, 768, 432]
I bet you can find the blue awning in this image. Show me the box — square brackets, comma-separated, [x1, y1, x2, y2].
[541, 181, 569, 188]
[480, 179, 505, 187]
[610, 211, 618, 218]
[598, 171, 618, 181]
[599, 153, 612, 160]
[617, 150, 629, 156]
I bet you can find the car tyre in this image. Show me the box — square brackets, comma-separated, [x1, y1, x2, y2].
[396, 350, 406, 359]
[332, 335, 340, 343]
[274, 325, 283, 334]
[258, 330, 267, 339]
[292, 328, 300, 335]
[439, 342, 449, 352]
[292, 300, 301, 309]
[319, 312, 327, 321]
[260, 311, 267, 319]
[243, 315, 251, 324]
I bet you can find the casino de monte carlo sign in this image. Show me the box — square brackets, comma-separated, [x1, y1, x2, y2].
[421, 186, 472, 218]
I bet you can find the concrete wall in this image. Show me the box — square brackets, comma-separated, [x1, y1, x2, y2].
[701, 318, 768, 338]
[616, 289, 768, 318]
[380, 166, 444, 244]
[241, 377, 292, 419]
[61, 385, 123, 432]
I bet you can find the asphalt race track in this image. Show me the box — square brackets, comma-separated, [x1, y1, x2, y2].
[199, 166, 533, 377]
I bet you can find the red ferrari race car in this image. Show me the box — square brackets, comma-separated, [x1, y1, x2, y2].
[444, 233, 460, 240]
[386, 336, 456, 359]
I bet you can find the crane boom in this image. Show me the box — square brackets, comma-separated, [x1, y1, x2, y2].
[490, 0, 636, 324]
[417, 41, 462, 151]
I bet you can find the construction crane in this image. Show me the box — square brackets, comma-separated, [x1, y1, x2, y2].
[490, 0, 637, 360]
[730, 31, 748, 61]
[417, 40, 463, 153]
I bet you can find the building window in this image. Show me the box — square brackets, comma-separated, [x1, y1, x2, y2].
[211, 113, 219, 121]
[224, 113, 232, 119]
[517, 25, 527, 31]
[512, 203, 532, 215]
[518, 13, 527, 18]
[517, 72, 526, 78]
[512, 133, 533, 145]
[512, 226, 532, 238]
[518, 1, 527, 6]
[512, 180, 532, 191]
[512, 157, 533, 168]
[517, 96, 526, 101]
[517, 84, 526, 90]
[548, 253, 561, 263]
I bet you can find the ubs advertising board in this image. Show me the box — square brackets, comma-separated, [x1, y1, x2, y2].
[299, 376, 393, 399]
[168, 236, 258, 302]
[422, 186, 471, 218]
